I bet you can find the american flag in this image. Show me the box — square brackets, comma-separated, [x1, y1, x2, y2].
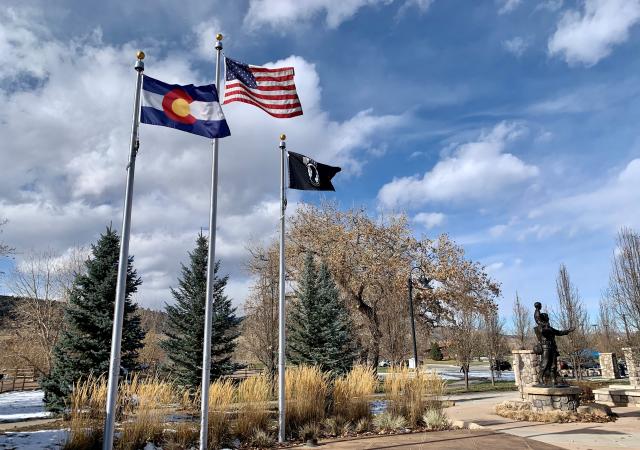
[223, 57, 303, 119]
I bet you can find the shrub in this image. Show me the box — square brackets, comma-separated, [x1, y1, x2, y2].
[354, 417, 372, 434]
[429, 342, 443, 361]
[297, 423, 321, 441]
[286, 365, 329, 432]
[333, 365, 377, 423]
[249, 429, 275, 448]
[235, 373, 272, 438]
[423, 408, 450, 430]
[372, 412, 407, 432]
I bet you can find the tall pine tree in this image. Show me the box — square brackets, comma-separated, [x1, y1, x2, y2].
[42, 227, 145, 412]
[162, 233, 240, 389]
[287, 253, 357, 375]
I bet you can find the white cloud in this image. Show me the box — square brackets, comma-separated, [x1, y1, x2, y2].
[397, 0, 434, 17]
[244, 0, 390, 29]
[486, 261, 504, 272]
[528, 158, 640, 233]
[548, 0, 640, 66]
[503, 36, 529, 57]
[245, 0, 431, 29]
[413, 212, 445, 229]
[498, 0, 522, 15]
[535, 0, 564, 13]
[377, 122, 539, 209]
[0, 9, 404, 309]
[489, 224, 509, 237]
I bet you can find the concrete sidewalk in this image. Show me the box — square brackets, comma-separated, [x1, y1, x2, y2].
[446, 391, 640, 450]
[318, 428, 562, 449]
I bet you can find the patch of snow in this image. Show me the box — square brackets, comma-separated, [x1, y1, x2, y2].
[0, 429, 66, 449]
[0, 390, 52, 423]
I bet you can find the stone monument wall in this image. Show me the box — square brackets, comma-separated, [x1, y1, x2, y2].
[623, 347, 640, 388]
[599, 352, 620, 379]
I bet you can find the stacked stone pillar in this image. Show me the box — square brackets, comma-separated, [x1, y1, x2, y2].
[623, 347, 640, 388]
[598, 352, 620, 379]
[594, 346, 640, 407]
[512, 349, 539, 387]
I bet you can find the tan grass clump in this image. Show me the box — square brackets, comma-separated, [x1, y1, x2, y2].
[63, 375, 108, 450]
[207, 378, 235, 449]
[162, 422, 199, 450]
[384, 366, 446, 427]
[333, 365, 377, 423]
[285, 365, 329, 432]
[235, 373, 273, 438]
[116, 375, 177, 450]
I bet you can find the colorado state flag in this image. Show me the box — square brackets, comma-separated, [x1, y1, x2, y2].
[140, 75, 231, 139]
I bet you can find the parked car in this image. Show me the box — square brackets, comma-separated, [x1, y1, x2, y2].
[491, 359, 512, 371]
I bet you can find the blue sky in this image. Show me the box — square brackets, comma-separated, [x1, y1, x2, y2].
[1, 0, 640, 324]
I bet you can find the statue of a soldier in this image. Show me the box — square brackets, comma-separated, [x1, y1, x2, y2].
[533, 302, 575, 386]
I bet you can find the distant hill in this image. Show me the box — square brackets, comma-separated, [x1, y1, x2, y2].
[0, 295, 18, 327]
[0, 294, 167, 335]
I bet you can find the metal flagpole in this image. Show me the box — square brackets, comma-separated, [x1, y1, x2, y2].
[278, 133, 287, 443]
[199, 33, 224, 450]
[103, 50, 145, 450]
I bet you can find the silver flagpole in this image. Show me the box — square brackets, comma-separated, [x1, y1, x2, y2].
[199, 33, 224, 450]
[103, 50, 145, 450]
[278, 133, 287, 443]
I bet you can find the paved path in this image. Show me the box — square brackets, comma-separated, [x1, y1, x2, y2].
[446, 391, 640, 450]
[319, 429, 561, 449]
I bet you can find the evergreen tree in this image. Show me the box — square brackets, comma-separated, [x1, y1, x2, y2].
[42, 227, 145, 412]
[429, 341, 443, 361]
[162, 233, 240, 389]
[288, 253, 357, 375]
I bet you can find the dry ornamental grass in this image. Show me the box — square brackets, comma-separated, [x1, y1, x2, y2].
[235, 373, 273, 439]
[332, 365, 377, 423]
[285, 365, 329, 432]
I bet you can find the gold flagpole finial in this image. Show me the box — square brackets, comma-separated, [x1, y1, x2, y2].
[216, 33, 223, 41]
[280, 133, 286, 141]
[136, 50, 145, 60]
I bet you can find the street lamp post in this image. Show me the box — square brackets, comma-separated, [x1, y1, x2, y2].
[408, 266, 430, 371]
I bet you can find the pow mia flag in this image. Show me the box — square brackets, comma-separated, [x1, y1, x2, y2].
[288, 151, 341, 191]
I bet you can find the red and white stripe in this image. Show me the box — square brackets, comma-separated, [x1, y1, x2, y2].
[223, 66, 303, 118]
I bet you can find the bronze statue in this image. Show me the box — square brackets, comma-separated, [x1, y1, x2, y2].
[533, 301, 575, 386]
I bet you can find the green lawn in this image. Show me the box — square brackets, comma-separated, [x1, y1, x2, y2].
[446, 380, 517, 394]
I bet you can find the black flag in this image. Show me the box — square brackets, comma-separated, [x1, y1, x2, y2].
[288, 151, 341, 191]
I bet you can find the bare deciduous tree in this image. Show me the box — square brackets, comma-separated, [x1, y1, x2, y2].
[555, 264, 590, 380]
[0, 218, 13, 256]
[446, 302, 483, 391]
[379, 291, 411, 365]
[608, 227, 640, 344]
[287, 202, 499, 371]
[239, 242, 280, 381]
[596, 296, 618, 353]
[512, 292, 532, 350]
[288, 203, 412, 368]
[6, 251, 66, 375]
[482, 310, 508, 386]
